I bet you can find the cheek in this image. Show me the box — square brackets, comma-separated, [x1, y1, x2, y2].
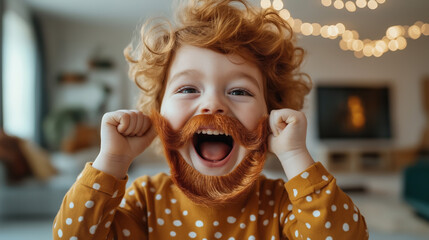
[247, 99, 268, 129]
[239, 106, 267, 130]
[160, 101, 189, 130]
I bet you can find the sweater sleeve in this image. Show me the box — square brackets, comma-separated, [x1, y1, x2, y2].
[280, 162, 369, 240]
[53, 163, 148, 240]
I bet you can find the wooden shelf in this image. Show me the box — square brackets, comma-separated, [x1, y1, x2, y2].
[324, 148, 393, 173]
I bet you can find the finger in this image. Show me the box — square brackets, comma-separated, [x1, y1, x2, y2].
[123, 111, 137, 136]
[132, 111, 144, 136]
[111, 112, 129, 134]
[138, 114, 153, 137]
[269, 110, 287, 137]
[269, 110, 279, 137]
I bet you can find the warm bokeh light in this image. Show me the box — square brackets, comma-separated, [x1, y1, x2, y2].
[272, 0, 284, 10]
[342, 30, 353, 41]
[373, 48, 383, 57]
[293, 18, 302, 33]
[408, 25, 422, 39]
[321, 0, 333, 7]
[352, 39, 364, 51]
[388, 39, 399, 51]
[422, 24, 429, 36]
[363, 45, 373, 57]
[345, 1, 357, 12]
[312, 23, 322, 36]
[375, 40, 387, 53]
[367, 0, 378, 10]
[354, 51, 364, 58]
[351, 30, 359, 39]
[301, 22, 314, 36]
[336, 23, 346, 34]
[397, 37, 407, 50]
[334, 0, 345, 9]
[326, 0, 386, 11]
[328, 25, 339, 37]
[261, 0, 427, 58]
[260, 0, 271, 9]
[279, 9, 290, 20]
[321, 25, 330, 38]
[356, 0, 367, 8]
[386, 26, 402, 40]
[339, 40, 348, 50]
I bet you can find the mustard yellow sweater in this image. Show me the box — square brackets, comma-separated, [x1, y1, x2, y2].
[53, 162, 368, 239]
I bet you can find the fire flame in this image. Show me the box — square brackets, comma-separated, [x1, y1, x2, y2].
[348, 96, 366, 129]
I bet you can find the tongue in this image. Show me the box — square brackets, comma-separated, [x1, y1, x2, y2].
[199, 142, 231, 161]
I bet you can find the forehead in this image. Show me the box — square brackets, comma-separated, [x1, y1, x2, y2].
[166, 45, 264, 88]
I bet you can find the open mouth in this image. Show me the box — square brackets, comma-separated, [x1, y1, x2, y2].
[192, 129, 234, 163]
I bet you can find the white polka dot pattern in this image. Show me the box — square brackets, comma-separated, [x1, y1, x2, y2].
[92, 183, 100, 190]
[214, 232, 222, 239]
[227, 216, 236, 223]
[173, 220, 182, 227]
[312, 210, 320, 217]
[89, 225, 97, 235]
[195, 220, 204, 227]
[301, 172, 309, 179]
[343, 223, 350, 232]
[52, 162, 367, 240]
[85, 201, 94, 208]
[122, 229, 131, 237]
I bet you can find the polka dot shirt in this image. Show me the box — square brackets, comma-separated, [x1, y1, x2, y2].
[53, 162, 368, 239]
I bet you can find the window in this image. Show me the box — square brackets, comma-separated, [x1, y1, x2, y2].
[2, 9, 37, 140]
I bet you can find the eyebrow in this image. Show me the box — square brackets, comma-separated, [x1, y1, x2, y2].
[169, 69, 262, 90]
[228, 71, 262, 90]
[169, 70, 201, 84]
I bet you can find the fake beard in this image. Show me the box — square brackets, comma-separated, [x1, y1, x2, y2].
[150, 110, 269, 206]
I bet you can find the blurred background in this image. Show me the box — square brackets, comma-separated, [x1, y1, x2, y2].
[0, 0, 428, 239]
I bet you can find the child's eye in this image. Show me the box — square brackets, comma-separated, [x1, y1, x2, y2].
[177, 87, 199, 94]
[229, 88, 253, 96]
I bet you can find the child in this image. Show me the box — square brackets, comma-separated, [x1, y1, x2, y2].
[53, 0, 368, 239]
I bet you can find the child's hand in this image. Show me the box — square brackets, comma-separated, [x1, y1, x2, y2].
[268, 109, 314, 179]
[93, 110, 157, 179]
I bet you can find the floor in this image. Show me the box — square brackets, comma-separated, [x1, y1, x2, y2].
[350, 193, 429, 240]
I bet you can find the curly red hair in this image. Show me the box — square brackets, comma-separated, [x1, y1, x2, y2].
[124, 0, 311, 114]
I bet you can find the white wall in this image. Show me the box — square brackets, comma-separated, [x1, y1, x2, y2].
[298, 35, 428, 154]
[37, 13, 429, 155]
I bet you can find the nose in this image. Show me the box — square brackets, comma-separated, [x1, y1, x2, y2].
[199, 92, 227, 115]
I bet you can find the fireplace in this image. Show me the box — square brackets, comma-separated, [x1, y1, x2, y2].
[316, 85, 392, 140]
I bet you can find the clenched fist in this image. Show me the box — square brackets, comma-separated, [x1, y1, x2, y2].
[268, 109, 314, 179]
[93, 110, 157, 179]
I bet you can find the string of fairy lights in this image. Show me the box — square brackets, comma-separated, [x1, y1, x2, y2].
[260, 0, 429, 58]
[321, 0, 387, 12]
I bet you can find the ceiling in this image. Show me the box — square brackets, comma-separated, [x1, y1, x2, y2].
[23, 0, 429, 39]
